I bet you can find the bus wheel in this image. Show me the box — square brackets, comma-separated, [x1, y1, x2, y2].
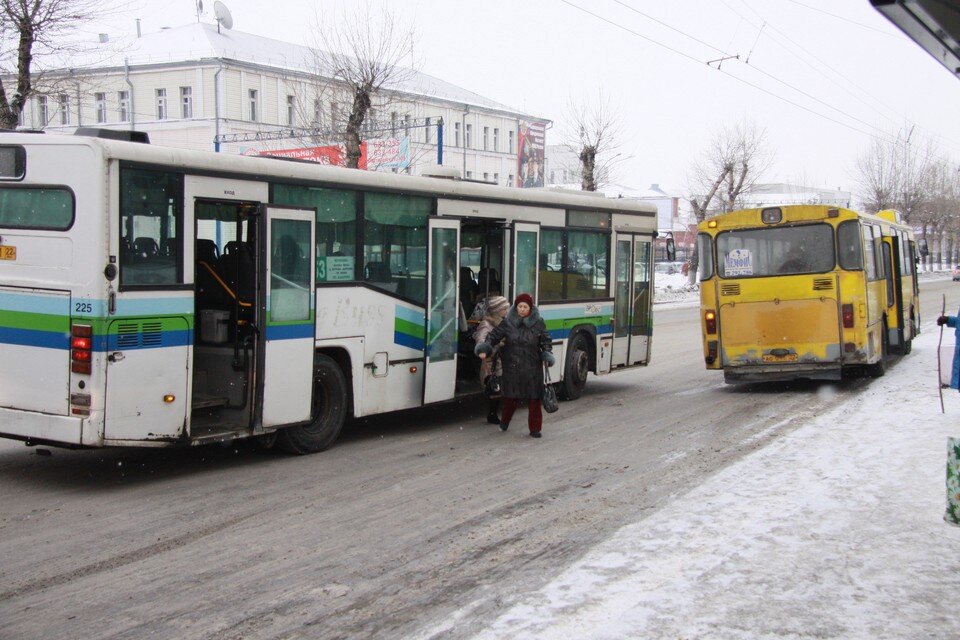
[277, 354, 348, 454]
[560, 333, 590, 400]
[867, 321, 888, 378]
[903, 315, 915, 354]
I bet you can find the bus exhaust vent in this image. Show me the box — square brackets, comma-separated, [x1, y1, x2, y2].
[812, 278, 834, 291]
[116, 321, 163, 348]
[721, 283, 740, 296]
[117, 322, 140, 348]
[141, 322, 163, 346]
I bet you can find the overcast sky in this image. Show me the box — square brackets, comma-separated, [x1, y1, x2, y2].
[90, 0, 960, 200]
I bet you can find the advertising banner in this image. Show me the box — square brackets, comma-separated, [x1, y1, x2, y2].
[517, 122, 546, 188]
[258, 138, 409, 171]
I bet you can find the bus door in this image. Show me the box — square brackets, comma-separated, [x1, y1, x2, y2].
[260, 207, 316, 427]
[880, 236, 901, 350]
[612, 233, 653, 367]
[424, 218, 460, 404]
[511, 222, 540, 301]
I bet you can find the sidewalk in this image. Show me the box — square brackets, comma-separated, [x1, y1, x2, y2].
[459, 323, 960, 638]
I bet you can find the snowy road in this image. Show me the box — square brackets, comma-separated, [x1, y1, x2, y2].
[0, 279, 957, 639]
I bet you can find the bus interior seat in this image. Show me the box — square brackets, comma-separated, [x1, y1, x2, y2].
[219, 240, 255, 303]
[365, 261, 398, 293]
[460, 266, 479, 305]
[477, 267, 501, 294]
[132, 237, 159, 260]
[161, 237, 178, 257]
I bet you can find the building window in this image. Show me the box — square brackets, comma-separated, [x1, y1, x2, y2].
[454, 122, 461, 147]
[95, 93, 106, 123]
[287, 95, 295, 126]
[494, 128, 499, 152]
[466, 171, 473, 179]
[483, 126, 489, 151]
[37, 96, 48, 126]
[155, 88, 167, 120]
[509, 130, 515, 154]
[424, 117, 432, 143]
[403, 114, 410, 138]
[248, 89, 258, 122]
[118, 91, 129, 122]
[509, 173, 515, 187]
[390, 111, 398, 136]
[58, 94, 70, 125]
[466, 123, 473, 148]
[483, 172, 489, 182]
[180, 86, 192, 119]
[330, 101, 338, 129]
[494, 172, 499, 184]
[312, 97, 321, 126]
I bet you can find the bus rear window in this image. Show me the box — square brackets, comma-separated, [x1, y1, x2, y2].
[0, 187, 74, 230]
[717, 224, 835, 277]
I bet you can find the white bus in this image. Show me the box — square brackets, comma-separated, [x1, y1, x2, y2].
[0, 130, 664, 453]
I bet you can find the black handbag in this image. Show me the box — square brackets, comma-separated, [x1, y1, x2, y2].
[542, 364, 559, 413]
[484, 352, 502, 398]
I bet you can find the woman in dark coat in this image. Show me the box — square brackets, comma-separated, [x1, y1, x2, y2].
[475, 293, 555, 438]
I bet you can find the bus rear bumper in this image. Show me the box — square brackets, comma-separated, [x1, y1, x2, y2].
[723, 363, 841, 383]
[0, 406, 85, 446]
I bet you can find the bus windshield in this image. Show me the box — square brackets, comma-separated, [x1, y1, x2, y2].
[716, 223, 835, 277]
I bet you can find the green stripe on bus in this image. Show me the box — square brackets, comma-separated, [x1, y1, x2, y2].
[0, 309, 70, 333]
[394, 316, 423, 338]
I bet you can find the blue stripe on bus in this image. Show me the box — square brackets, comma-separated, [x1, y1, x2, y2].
[114, 298, 194, 316]
[395, 304, 424, 324]
[547, 324, 613, 340]
[0, 291, 71, 315]
[539, 304, 614, 320]
[102, 329, 193, 351]
[394, 330, 425, 351]
[0, 326, 69, 349]
[265, 324, 315, 340]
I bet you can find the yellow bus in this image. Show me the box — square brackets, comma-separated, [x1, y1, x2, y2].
[697, 205, 919, 383]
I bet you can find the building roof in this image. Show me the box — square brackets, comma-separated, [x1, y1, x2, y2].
[86, 22, 539, 119]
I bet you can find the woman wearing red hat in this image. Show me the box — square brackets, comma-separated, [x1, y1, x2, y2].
[475, 292, 555, 438]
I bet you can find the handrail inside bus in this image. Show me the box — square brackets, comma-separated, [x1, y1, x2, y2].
[200, 260, 252, 308]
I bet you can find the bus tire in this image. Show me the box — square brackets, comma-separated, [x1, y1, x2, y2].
[559, 332, 590, 400]
[903, 314, 915, 355]
[276, 354, 348, 454]
[867, 321, 888, 378]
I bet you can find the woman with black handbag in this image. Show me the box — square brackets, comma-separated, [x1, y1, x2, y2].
[475, 293, 555, 438]
[474, 295, 509, 424]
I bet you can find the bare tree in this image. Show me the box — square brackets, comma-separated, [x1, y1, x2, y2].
[854, 127, 935, 223]
[562, 89, 624, 191]
[308, 1, 417, 169]
[0, 0, 107, 130]
[685, 120, 774, 280]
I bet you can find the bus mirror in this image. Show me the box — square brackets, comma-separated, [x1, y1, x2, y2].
[666, 238, 677, 261]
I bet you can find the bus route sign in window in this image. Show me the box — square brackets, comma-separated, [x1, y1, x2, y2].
[0, 186, 74, 230]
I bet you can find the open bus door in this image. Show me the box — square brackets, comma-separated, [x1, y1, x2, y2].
[612, 233, 653, 367]
[424, 218, 460, 404]
[260, 207, 315, 427]
[510, 222, 540, 302]
[882, 234, 911, 354]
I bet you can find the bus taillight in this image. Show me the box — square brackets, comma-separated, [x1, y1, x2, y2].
[842, 304, 854, 328]
[704, 310, 717, 334]
[71, 324, 93, 374]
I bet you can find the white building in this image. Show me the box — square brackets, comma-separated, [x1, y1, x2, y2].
[739, 183, 853, 209]
[20, 21, 548, 186]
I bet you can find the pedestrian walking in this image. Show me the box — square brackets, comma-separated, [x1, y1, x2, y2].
[474, 295, 510, 424]
[937, 310, 960, 391]
[475, 293, 555, 438]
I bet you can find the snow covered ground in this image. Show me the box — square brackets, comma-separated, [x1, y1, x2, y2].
[449, 271, 960, 639]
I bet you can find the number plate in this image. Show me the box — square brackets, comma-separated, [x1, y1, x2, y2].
[763, 353, 798, 363]
[0, 245, 15, 260]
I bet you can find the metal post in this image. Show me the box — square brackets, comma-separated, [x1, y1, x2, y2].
[437, 117, 444, 165]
